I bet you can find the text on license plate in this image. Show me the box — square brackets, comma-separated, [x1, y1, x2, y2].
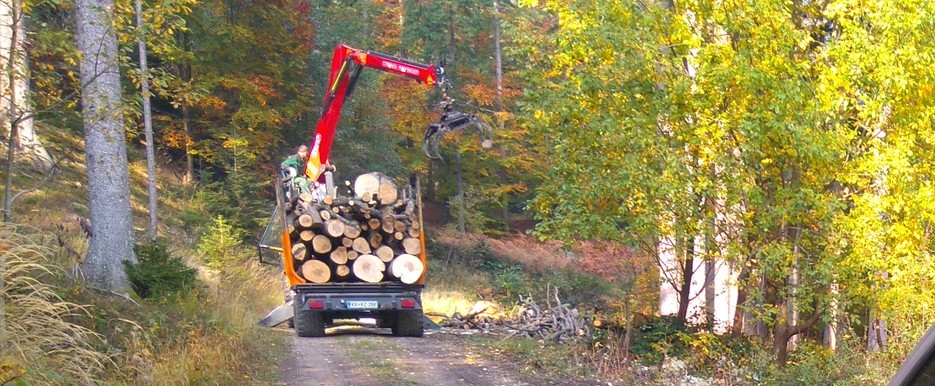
[346, 301, 378, 309]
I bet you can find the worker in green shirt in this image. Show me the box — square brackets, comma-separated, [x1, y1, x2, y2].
[280, 145, 311, 196]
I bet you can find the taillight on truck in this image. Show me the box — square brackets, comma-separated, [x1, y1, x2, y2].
[400, 298, 415, 308]
[307, 299, 325, 310]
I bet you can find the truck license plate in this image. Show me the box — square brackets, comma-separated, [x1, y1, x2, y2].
[346, 301, 378, 309]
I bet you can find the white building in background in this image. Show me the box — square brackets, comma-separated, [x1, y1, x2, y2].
[658, 236, 738, 334]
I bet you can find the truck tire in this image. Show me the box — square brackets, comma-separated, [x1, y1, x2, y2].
[392, 310, 424, 337]
[294, 300, 326, 337]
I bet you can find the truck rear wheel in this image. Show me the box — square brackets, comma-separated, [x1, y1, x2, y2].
[294, 300, 326, 337]
[392, 310, 424, 337]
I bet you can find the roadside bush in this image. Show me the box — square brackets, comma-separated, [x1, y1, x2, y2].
[542, 269, 613, 309]
[197, 216, 246, 270]
[630, 315, 689, 364]
[124, 239, 198, 299]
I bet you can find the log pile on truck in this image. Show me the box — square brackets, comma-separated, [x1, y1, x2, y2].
[286, 172, 425, 285]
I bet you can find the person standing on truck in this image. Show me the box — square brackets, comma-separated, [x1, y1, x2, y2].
[281, 145, 311, 195]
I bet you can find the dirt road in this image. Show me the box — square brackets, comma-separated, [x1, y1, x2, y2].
[278, 326, 531, 386]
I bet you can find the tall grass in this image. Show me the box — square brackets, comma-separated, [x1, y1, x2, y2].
[0, 224, 108, 385]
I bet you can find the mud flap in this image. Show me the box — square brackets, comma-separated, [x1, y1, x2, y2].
[423, 314, 441, 331]
[257, 301, 294, 328]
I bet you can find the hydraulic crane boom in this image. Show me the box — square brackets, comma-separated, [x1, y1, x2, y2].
[305, 44, 443, 183]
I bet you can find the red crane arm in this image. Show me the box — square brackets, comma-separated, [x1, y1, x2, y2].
[304, 44, 441, 182]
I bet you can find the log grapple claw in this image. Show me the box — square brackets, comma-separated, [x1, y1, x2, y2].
[422, 98, 494, 160]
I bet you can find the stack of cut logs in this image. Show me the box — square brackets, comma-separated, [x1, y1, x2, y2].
[287, 172, 425, 285]
[430, 288, 587, 344]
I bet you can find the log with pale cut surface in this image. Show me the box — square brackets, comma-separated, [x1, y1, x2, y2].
[330, 246, 348, 265]
[368, 218, 381, 231]
[299, 230, 315, 242]
[335, 264, 350, 278]
[324, 219, 346, 238]
[320, 210, 331, 221]
[402, 237, 422, 255]
[343, 223, 362, 238]
[381, 214, 396, 234]
[295, 214, 315, 229]
[374, 245, 394, 263]
[300, 259, 331, 284]
[311, 234, 333, 254]
[352, 237, 372, 255]
[388, 254, 424, 284]
[394, 231, 404, 241]
[394, 220, 407, 233]
[341, 237, 354, 248]
[292, 243, 307, 261]
[368, 231, 383, 249]
[407, 227, 420, 238]
[347, 250, 359, 261]
[352, 254, 386, 283]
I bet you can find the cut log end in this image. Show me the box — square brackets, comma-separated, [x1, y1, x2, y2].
[312, 234, 333, 254]
[352, 237, 372, 255]
[301, 259, 331, 284]
[336, 264, 350, 278]
[402, 237, 422, 255]
[330, 246, 348, 265]
[389, 254, 424, 284]
[291, 243, 308, 261]
[352, 254, 386, 283]
[375, 245, 394, 263]
[324, 219, 346, 238]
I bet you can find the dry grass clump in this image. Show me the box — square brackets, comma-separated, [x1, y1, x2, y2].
[0, 223, 109, 385]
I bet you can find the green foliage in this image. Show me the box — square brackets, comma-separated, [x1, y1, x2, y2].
[630, 316, 688, 364]
[124, 239, 198, 299]
[514, 0, 935, 365]
[482, 259, 532, 297]
[196, 216, 246, 270]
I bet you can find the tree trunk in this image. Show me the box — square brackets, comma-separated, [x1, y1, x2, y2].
[455, 149, 465, 233]
[135, 0, 158, 239]
[676, 236, 694, 321]
[0, 0, 52, 170]
[823, 282, 839, 351]
[731, 266, 751, 337]
[76, 0, 136, 292]
[493, 0, 509, 230]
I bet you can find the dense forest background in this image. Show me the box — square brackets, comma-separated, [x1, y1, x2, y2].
[3, 0, 935, 383]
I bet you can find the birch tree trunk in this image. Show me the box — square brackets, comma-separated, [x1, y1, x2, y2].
[1, 0, 53, 221]
[493, 0, 509, 229]
[0, 0, 51, 169]
[76, 0, 137, 292]
[135, 0, 158, 238]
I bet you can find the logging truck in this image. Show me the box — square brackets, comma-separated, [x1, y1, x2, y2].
[257, 44, 492, 337]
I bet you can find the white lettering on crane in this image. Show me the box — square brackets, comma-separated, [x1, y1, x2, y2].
[311, 133, 322, 158]
[381, 60, 420, 76]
